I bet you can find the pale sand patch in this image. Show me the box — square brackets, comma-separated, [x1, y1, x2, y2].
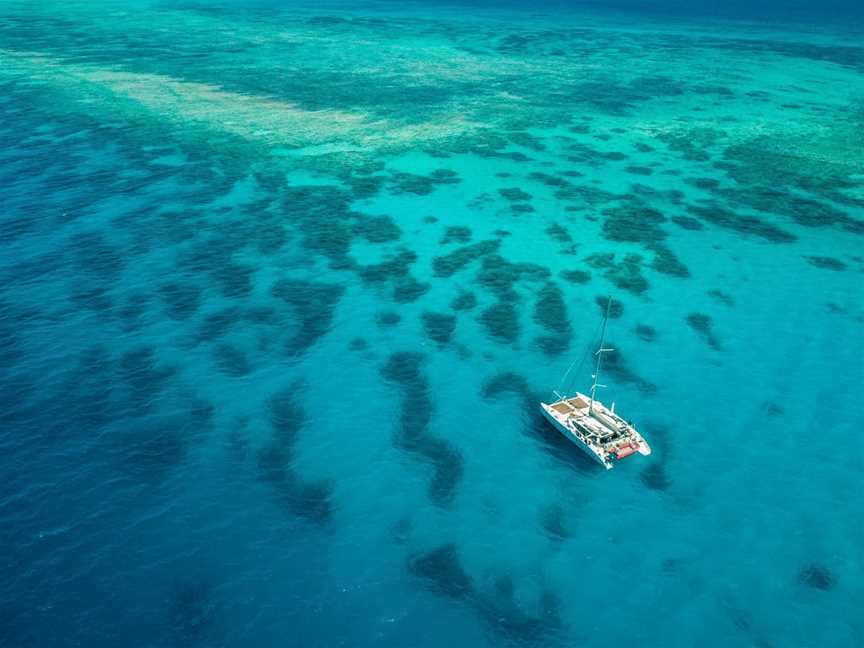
[0, 49, 481, 154]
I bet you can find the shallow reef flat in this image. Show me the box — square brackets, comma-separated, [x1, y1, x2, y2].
[0, 1, 862, 647]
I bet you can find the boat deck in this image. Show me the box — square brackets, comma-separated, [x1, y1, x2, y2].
[550, 396, 589, 414]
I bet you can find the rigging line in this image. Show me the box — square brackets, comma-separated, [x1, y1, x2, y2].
[556, 311, 604, 396]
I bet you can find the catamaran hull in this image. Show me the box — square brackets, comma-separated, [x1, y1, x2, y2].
[540, 405, 612, 469]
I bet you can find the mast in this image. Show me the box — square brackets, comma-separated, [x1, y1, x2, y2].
[589, 296, 614, 414]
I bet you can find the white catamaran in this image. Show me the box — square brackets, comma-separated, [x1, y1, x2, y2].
[540, 297, 651, 470]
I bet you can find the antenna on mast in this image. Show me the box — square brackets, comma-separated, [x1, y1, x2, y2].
[589, 296, 615, 415]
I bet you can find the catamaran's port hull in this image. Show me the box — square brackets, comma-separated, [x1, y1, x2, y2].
[540, 404, 613, 470]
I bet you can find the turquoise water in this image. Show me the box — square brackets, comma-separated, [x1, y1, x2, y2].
[1, 1, 863, 646]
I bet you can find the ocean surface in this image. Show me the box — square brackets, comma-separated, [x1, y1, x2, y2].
[1, 1, 862, 646]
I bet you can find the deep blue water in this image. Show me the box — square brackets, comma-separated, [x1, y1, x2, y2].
[1, 1, 863, 646]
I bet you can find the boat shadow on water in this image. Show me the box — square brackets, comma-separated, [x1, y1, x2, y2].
[519, 397, 605, 476]
[480, 370, 603, 475]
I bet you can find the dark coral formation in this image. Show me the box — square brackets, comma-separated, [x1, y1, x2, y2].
[540, 504, 570, 541]
[803, 255, 847, 271]
[376, 310, 402, 327]
[381, 351, 425, 385]
[170, 580, 223, 645]
[602, 343, 657, 393]
[657, 128, 716, 162]
[640, 462, 671, 491]
[498, 187, 533, 202]
[441, 225, 472, 245]
[422, 311, 457, 345]
[387, 169, 461, 195]
[529, 171, 571, 187]
[686, 203, 796, 243]
[685, 176, 721, 190]
[476, 254, 550, 301]
[560, 269, 591, 284]
[554, 181, 622, 207]
[432, 240, 500, 278]
[271, 278, 345, 355]
[671, 215, 705, 231]
[762, 401, 784, 417]
[349, 337, 368, 351]
[280, 185, 358, 268]
[798, 564, 837, 590]
[686, 312, 723, 351]
[481, 371, 532, 400]
[534, 283, 572, 355]
[392, 276, 430, 303]
[545, 222, 573, 243]
[255, 223, 287, 255]
[257, 385, 333, 522]
[595, 296, 624, 318]
[213, 343, 252, 377]
[268, 387, 306, 445]
[635, 324, 657, 342]
[708, 289, 736, 307]
[586, 252, 649, 294]
[508, 131, 547, 151]
[719, 596, 757, 639]
[357, 249, 416, 283]
[650, 244, 690, 278]
[210, 262, 254, 299]
[196, 306, 244, 343]
[631, 183, 685, 204]
[625, 165, 654, 176]
[480, 302, 520, 344]
[159, 281, 202, 320]
[712, 147, 864, 234]
[477, 583, 560, 643]
[118, 294, 150, 333]
[450, 291, 478, 311]
[601, 201, 668, 244]
[353, 214, 402, 243]
[380, 352, 463, 507]
[409, 543, 473, 599]
[408, 543, 560, 642]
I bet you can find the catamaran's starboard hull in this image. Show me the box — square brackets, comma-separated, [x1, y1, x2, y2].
[540, 404, 613, 470]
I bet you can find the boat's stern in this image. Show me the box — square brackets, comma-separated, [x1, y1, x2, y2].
[634, 432, 652, 456]
[609, 428, 651, 461]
